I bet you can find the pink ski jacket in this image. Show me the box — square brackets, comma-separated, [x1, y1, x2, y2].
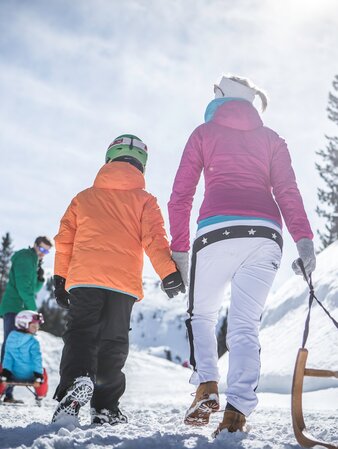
[168, 100, 313, 251]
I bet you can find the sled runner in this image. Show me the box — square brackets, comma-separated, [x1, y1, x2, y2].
[292, 348, 338, 449]
[0, 368, 48, 407]
[291, 261, 338, 449]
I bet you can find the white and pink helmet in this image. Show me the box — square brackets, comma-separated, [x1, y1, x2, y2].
[15, 310, 44, 330]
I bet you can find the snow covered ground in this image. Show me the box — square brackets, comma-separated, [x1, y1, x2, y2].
[1, 242, 338, 448]
[0, 324, 337, 448]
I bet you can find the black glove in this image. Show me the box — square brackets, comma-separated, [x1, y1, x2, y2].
[37, 262, 45, 282]
[162, 271, 186, 299]
[33, 372, 44, 383]
[0, 368, 13, 382]
[53, 275, 71, 310]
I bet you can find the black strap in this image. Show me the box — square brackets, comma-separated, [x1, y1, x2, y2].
[297, 258, 338, 348]
[193, 225, 283, 254]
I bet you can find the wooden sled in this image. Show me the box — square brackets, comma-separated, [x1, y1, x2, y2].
[291, 348, 338, 449]
[0, 368, 48, 407]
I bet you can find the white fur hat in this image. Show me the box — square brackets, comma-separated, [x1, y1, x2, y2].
[214, 76, 256, 103]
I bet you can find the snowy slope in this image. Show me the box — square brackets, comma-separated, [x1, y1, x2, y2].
[259, 241, 338, 393]
[1, 244, 338, 448]
[129, 277, 190, 364]
[0, 325, 337, 449]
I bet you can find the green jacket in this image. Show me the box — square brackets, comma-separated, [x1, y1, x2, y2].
[0, 248, 44, 316]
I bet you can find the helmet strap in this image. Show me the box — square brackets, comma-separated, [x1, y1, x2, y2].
[110, 156, 144, 173]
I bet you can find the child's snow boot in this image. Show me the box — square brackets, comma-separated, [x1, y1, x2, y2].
[52, 376, 93, 424]
[184, 381, 219, 426]
[3, 396, 24, 405]
[90, 407, 128, 425]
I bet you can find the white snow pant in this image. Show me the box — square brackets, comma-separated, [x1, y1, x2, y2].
[186, 224, 282, 416]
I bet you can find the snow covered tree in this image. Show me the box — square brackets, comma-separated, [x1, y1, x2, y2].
[0, 232, 14, 303]
[316, 75, 338, 249]
[39, 276, 68, 336]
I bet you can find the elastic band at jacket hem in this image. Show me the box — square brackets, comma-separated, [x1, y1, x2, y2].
[68, 284, 139, 300]
[197, 215, 281, 230]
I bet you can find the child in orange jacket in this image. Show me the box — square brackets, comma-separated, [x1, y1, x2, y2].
[52, 134, 185, 426]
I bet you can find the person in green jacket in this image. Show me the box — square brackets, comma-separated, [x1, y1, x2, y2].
[0, 236, 52, 403]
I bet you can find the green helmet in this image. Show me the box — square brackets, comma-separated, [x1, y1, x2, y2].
[105, 134, 148, 172]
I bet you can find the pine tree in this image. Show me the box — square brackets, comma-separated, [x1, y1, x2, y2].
[316, 75, 338, 249]
[0, 232, 14, 303]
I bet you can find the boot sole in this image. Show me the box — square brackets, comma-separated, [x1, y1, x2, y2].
[52, 380, 93, 423]
[184, 399, 220, 426]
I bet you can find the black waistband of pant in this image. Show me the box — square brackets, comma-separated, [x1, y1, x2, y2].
[193, 225, 283, 254]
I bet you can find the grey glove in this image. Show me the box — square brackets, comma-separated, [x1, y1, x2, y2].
[172, 251, 189, 287]
[292, 238, 316, 277]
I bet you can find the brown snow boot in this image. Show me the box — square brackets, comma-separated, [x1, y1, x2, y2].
[184, 381, 219, 426]
[213, 409, 246, 437]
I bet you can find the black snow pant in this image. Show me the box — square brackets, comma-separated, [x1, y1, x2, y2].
[54, 287, 135, 412]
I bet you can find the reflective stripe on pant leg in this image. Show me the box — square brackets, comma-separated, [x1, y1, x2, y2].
[186, 251, 197, 372]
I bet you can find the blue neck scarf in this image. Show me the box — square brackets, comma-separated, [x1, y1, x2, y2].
[204, 98, 246, 123]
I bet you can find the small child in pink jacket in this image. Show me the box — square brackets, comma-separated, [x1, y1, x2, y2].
[168, 74, 316, 435]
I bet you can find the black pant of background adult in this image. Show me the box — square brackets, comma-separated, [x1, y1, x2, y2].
[1, 312, 16, 398]
[54, 287, 135, 412]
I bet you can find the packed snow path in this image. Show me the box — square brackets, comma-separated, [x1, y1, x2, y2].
[0, 343, 337, 449]
[0, 402, 337, 449]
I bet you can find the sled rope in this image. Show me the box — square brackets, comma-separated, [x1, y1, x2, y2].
[297, 259, 338, 348]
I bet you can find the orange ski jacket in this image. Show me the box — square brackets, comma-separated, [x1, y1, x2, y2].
[54, 162, 176, 300]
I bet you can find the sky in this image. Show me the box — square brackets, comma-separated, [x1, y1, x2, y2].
[1, 0, 338, 290]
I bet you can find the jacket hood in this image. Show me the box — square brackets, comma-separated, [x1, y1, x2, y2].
[93, 161, 145, 190]
[212, 100, 263, 131]
[7, 330, 33, 348]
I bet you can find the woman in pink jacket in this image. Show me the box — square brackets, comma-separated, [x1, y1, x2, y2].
[168, 74, 316, 435]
